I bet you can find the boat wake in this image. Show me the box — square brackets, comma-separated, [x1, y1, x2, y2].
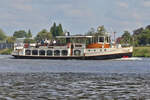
[114, 57, 142, 61]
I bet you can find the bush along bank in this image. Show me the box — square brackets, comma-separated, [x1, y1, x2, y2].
[133, 47, 150, 57]
[0, 49, 13, 55]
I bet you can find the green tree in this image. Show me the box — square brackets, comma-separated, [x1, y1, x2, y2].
[97, 25, 106, 35]
[35, 29, 52, 41]
[0, 29, 7, 42]
[121, 31, 132, 44]
[146, 25, 150, 30]
[6, 36, 16, 43]
[137, 29, 150, 45]
[50, 22, 64, 37]
[13, 30, 27, 38]
[57, 24, 64, 36]
[25, 29, 32, 38]
[24, 38, 35, 43]
[86, 28, 96, 35]
[50, 22, 57, 37]
[133, 27, 146, 46]
[133, 27, 144, 36]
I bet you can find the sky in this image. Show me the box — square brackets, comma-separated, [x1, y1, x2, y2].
[0, 0, 150, 37]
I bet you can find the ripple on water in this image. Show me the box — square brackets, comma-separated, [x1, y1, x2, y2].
[0, 73, 149, 99]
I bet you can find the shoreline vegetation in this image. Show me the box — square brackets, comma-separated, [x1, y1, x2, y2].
[0, 49, 13, 55]
[0, 47, 150, 57]
[133, 46, 150, 57]
[0, 22, 150, 57]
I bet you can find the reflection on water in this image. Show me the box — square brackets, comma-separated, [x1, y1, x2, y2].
[0, 55, 150, 99]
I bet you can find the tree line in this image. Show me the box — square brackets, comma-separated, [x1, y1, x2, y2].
[1, 22, 150, 47]
[86, 25, 150, 46]
[117, 25, 150, 46]
[0, 22, 64, 43]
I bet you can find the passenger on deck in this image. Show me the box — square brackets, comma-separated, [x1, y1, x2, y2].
[41, 40, 44, 46]
[53, 40, 56, 45]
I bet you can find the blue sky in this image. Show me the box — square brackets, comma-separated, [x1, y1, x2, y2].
[0, 0, 150, 37]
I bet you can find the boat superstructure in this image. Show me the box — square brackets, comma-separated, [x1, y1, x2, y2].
[12, 34, 133, 60]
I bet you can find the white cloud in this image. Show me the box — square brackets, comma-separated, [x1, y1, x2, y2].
[132, 12, 141, 20]
[143, 1, 150, 7]
[12, 4, 32, 12]
[53, 2, 93, 19]
[9, 0, 33, 12]
[0, 0, 149, 36]
[65, 9, 93, 18]
[117, 1, 129, 8]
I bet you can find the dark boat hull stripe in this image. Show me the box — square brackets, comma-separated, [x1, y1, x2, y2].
[12, 52, 132, 60]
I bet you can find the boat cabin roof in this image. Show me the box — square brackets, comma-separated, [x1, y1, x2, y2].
[56, 35, 93, 39]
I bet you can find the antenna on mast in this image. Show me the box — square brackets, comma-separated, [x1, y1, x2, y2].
[110, 28, 116, 42]
[110, 28, 113, 42]
[114, 31, 116, 44]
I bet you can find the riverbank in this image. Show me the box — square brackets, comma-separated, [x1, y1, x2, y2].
[133, 46, 150, 57]
[0, 49, 13, 55]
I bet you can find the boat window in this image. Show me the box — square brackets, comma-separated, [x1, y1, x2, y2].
[99, 37, 104, 42]
[32, 50, 38, 55]
[47, 50, 53, 56]
[74, 50, 81, 56]
[66, 38, 70, 43]
[62, 50, 68, 56]
[75, 45, 82, 47]
[54, 50, 60, 56]
[25, 50, 31, 55]
[39, 50, 45, 56]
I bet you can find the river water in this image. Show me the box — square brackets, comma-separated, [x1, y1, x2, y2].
[0, 55, 150, 100]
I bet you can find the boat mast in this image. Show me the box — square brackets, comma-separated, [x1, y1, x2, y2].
[114, 31, 116, 44]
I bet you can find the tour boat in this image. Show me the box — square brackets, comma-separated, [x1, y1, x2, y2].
[12, 34, 133, 60]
